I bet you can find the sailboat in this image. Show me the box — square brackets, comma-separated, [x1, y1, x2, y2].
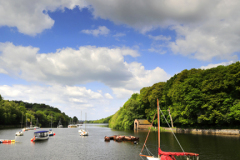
[79, 113, 88, 136]
[23, 115, 29, 131]
[34, 118, 40, 129]
[140, 99, 199, 160]
[57, 118, 63, 128]
[29, 116, 34, 130]
[49, 115, 55, 136]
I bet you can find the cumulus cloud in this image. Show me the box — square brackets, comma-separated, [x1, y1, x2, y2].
[0, 0, 88, 36]
[200, 61, 236, 70]
[148, 35, 171, 41]
[1, 0, 240, 61]
[81, 26, 110, 36]
[86, 0, 240, 61]
[0, 84, 113, 118]
[0, 42, 170, 97]
[104, 93, 113, 99]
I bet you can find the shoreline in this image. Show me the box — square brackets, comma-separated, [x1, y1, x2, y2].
[159, 127, 240, 136]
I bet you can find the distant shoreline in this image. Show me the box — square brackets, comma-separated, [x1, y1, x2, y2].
[154, 127, 240, 136]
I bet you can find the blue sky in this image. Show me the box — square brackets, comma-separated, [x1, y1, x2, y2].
[0, 0, 239, 120]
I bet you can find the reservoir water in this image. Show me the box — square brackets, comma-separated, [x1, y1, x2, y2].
[0, 124, 239, 160]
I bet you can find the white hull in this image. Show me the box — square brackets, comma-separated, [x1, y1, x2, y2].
[79, 129, 88, 136]
[34, 137, 49, 141]
[147, 157, 160, 160]
[57, 125, 63, 128]
[16, 132, 24, 136]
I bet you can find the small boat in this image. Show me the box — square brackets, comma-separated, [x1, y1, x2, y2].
[68, 124, 77, 128]
[0, 139, 15, 143]
[49, 115, 55, 136]
[31, 130, 49, 142]
[79, 129, 88, 136]
[140, 99, 199, 160]
[16, 130, 24, 136]
[34, 118, 40, 129]
[115, 136, 123, 142]
[49, 129, 55, 136]
[57, 119, 63, 128]
[79, 113, 89, 136]
[124, 136, 132, 141]
[104, 136, 110, 141]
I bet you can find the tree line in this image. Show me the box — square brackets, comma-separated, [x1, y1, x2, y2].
[0, 97, 76, 128]
[107, 61, 240, 130]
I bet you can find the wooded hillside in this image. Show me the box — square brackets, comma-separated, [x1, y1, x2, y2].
[0, 97, 73, 128]
[108, 62, 240, 130]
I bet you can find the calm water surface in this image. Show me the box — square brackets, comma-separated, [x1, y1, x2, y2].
[0, 124, 239, 160]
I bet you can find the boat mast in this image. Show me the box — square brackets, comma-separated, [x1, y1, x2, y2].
[51, 114, 52, 128]
[157, 99, 160, 158]
[21, 112, 23, 128]
[26, 115, 27, 128]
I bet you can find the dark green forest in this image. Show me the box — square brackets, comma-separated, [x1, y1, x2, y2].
[107, 62, 240, 130]
[0, 96, 76, 128]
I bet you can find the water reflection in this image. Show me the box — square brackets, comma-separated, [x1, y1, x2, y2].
[0, 125, 240, 160]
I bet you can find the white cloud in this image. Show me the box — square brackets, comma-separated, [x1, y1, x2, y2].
[0, 42, 138, 85]
[0, 84, 112, 118]
[2, 0, 240, 61]
[86, 0, 240, 61]
[112, 88, 135, 99]
[148, 35, 171, 41]
[113, 33, 126, 37]
[0, 0, 88, 36]
[104, 93, 113, 99]
[81, 26, 110, 36]
[0, 42, 170, 98]
[200, 61, 235, 70]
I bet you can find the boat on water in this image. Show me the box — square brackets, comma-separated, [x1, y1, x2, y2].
[15, 130, 24, 136]
[0, 139, 15, 143]
[49, 115, 55, 136]
[34, 118, 40, 129]
[79, 113, 88, 136]
[68, 124, 78, 128]
[78, 129, 88, 136]
[139, 99, 199, 160]
[31, 130, 49, 142]
[49, 129, 55, 136]
[57, 119, 63, 128]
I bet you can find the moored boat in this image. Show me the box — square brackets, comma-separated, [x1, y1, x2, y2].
[68, 124, 77, 128]
[0, 139, 15, 143]
[139, 99, 199, 160]
[57, 119, 63, 128]
[49, 129, 55, 136]
[31, 130, 49, 142]
[79, 129, 88, 136]
[104, 136, 110, 141]
[16, 130, 24, 136]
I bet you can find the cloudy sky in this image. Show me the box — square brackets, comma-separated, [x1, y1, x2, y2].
[0, 0, 239, 120]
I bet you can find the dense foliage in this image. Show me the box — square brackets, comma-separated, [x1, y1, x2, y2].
[109, 62, 240, 130]
[88, 115, 113, 123]
[0, 99, 73, 128]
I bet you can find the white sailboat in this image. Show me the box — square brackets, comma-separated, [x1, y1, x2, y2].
[15, 130, 24, 136]
[34, 118, 40, 129]
[140, 99, 199, 160]
[29, 116, 34, 130]
[79, 113, 88, 136]
[49, 115, 55, 136]
[57, 118, 63, 128]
